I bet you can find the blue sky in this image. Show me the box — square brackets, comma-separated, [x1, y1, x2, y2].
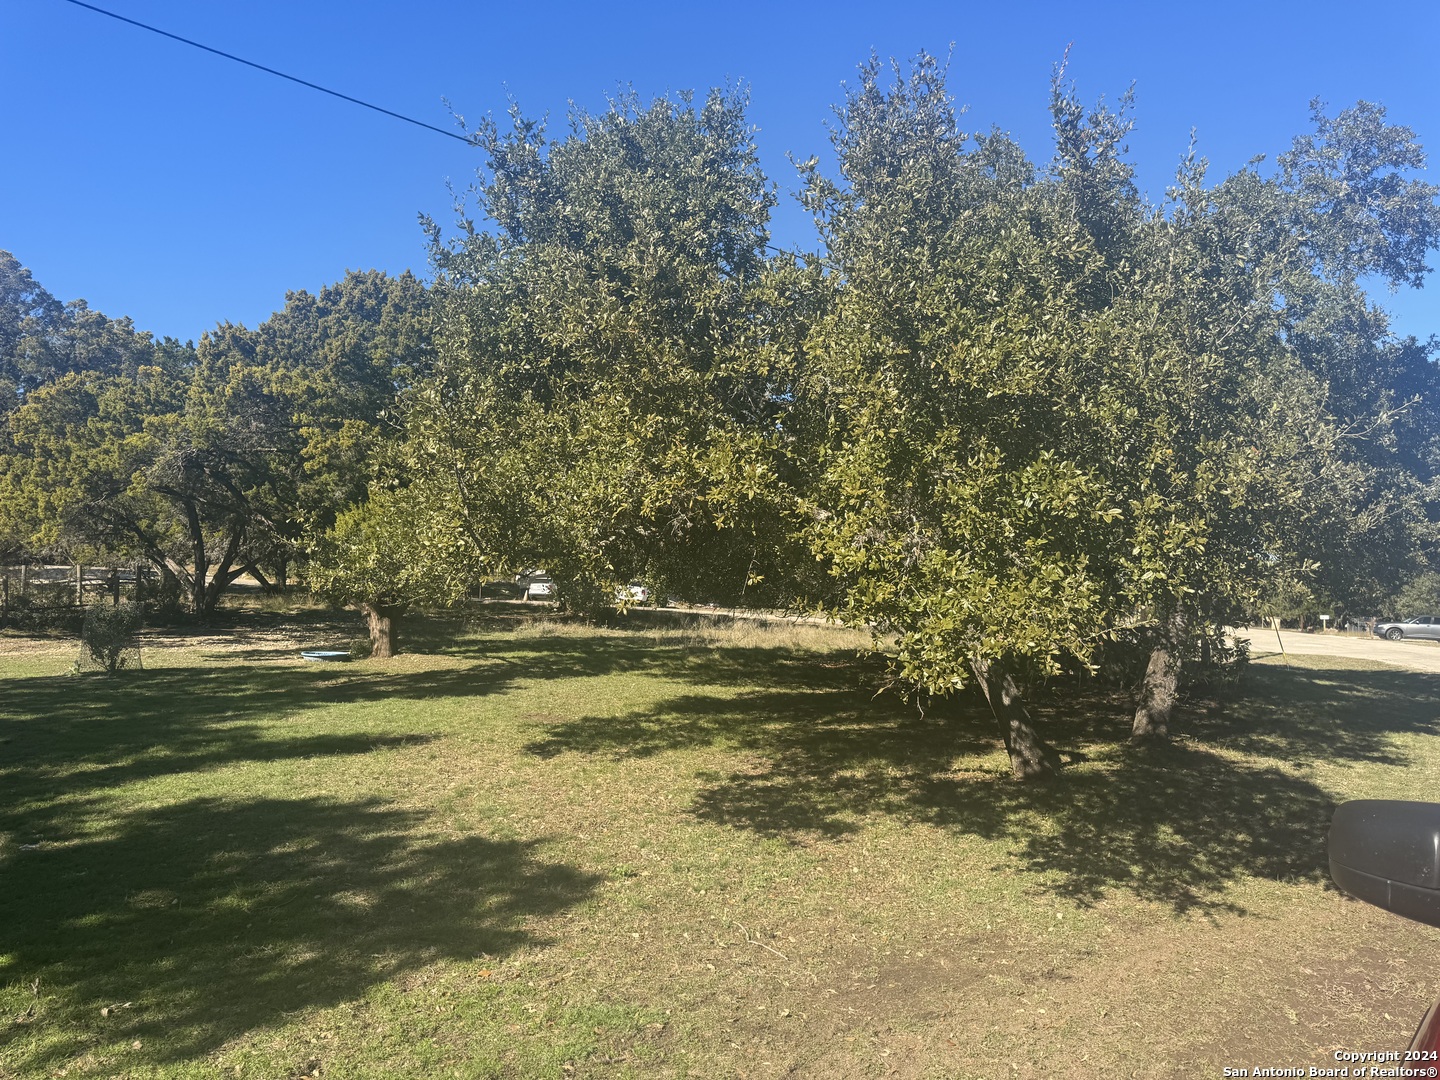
[4, 0, 1438, 343]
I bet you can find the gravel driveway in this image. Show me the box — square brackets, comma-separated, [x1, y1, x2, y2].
[1237, 626, 1440, 674]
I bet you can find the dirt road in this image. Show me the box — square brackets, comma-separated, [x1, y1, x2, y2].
[1237, 626, 1440, 673]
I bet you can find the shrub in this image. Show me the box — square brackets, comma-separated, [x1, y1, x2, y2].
[77, 602, 144, 674]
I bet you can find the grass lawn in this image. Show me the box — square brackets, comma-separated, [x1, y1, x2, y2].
[3, 605, 1440, 1079]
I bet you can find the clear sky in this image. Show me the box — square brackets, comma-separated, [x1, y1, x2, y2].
[4, 0, 1438, 343]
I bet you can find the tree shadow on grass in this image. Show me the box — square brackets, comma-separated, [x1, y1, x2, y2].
[1189, 662, 1440, 764]
[1, 630, 873, 832]
[0, 660, 495, 840]
[0, 796, 599, 1073]
[525, 663, 1440, 914]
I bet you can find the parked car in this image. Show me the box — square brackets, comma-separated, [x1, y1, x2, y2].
[1329, 800, 1440, 1054]
[1373, 616, 1440, 641]
[615, 582, 651, 605]
[516, 571, 554, 600]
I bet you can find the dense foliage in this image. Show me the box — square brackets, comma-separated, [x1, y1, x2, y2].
[4, 56, 1438, 772]
[0, 266, 430, 615]
[395, 88, 802, 615]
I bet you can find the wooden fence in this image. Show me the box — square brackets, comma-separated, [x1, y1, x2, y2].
[0, 564, 159, 619]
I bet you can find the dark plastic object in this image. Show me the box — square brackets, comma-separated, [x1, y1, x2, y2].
[1329, 799, 1440, 928]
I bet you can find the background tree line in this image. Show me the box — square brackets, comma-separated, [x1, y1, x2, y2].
[0, 257, 430, 616]
[4, 54, 1438, 777]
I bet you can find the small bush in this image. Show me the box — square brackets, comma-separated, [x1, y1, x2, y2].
[144, 576, 185, 622]
[1185, 631, 1250, 694]
[77, 602, 144, 674]
[1088, 628, 1153, 689]
[2, 606, 83, 633]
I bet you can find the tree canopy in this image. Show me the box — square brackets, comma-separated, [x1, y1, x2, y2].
[0, 261, 431, 615]
[5, 55, 1438, 763]
[395, 87, 799, 614]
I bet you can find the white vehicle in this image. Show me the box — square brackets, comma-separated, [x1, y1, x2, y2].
[616, 582, 651, 604]
[516, 571, 554, 600]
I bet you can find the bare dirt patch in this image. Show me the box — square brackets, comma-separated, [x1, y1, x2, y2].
[0, 631, 75, 656]
[137, 610, 360, 663]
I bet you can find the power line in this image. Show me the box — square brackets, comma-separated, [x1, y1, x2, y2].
[56, 0, 815, 262]
[56, 0, 473, 145]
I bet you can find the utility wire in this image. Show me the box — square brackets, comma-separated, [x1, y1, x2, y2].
[57, 0, 814, 261]
[56, 0, 473, 144]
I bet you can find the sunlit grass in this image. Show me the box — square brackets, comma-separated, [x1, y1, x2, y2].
[3, 608, 1439, 1077]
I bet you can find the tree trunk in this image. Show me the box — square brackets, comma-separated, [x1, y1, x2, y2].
[158, 560, 182, 597]
[1133, 612, 1187, 740]
[362, 602, 401, 659]
[199, 526, 246, 618]
[970, 657, 1061, 780]
[183, 499, 208, 616]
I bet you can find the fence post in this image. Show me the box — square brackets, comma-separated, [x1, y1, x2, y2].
[2, 572, 8, 622]
[110, 568, 120, 606]
[75, 562, 83, 607]
[20, 562, 28, 598]
[135, 561, 145, 605]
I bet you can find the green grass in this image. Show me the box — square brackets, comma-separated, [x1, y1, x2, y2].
[3, 609, 1440, 1078]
